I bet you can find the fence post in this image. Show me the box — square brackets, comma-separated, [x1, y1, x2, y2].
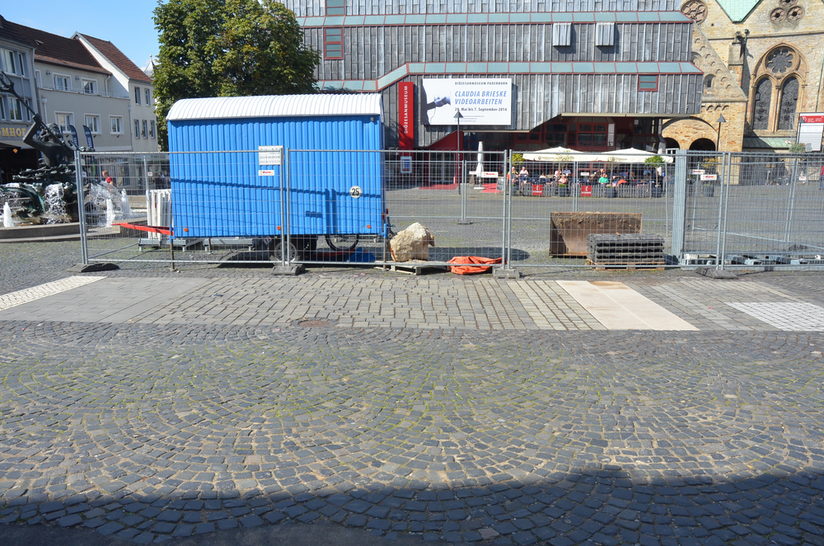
[713, 152, 726, 267]
[783, 156, 800, 243]
[458, 158, 471, 224]
[494, 150, 519, 278]
[272, 148, 303, 275]
[571, 160, 579, 212]
[714, 152, 731, 269]
[74, 150, 89, 265]
[670, 150, 688, 261]
[278, 149, 288, 265]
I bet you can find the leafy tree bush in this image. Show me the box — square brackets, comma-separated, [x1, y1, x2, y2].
[153, 0, 319, 149]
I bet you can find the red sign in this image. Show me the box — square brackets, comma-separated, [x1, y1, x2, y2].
[800, 114, 824, 123]
[580, 185, 593, 197]
[398, 82, 415, 150]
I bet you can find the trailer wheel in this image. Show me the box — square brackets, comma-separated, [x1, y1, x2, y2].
[324, 234, 359, 251]
[271, 239, 299, 262]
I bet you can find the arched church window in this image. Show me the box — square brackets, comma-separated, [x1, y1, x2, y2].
[753, 78, 772, 130]
[778, 77, 799, 130]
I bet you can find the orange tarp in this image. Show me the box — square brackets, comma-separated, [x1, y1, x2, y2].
[447, 256, 502, 274]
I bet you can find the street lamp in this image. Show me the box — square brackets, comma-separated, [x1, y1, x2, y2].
[716, 114, 726, 151]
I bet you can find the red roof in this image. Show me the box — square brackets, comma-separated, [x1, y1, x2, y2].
[77, 33, 152, 84]
[0, 17, 109, 75]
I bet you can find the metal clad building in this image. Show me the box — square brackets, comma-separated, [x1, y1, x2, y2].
[282, 0, 702, 150]
[166, 94, 385, 239]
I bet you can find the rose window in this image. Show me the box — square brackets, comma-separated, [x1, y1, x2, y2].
[766, 48, 794, 75]
[681, 1, 707, 23]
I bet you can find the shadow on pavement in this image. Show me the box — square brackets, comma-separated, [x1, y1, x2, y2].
[2, 467, 822, 544]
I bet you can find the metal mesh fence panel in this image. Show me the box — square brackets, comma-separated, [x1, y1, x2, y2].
[79, 151, 289, 267]
[378, 150, 507, 268]
[74, 149, 823, 271]
[509, 151, 674, 270]
[681, 151, 824, 267]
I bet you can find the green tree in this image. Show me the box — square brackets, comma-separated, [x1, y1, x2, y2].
[153, 0, 319, 149]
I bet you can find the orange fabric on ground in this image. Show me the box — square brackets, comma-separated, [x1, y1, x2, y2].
[447, 256, 502, 274]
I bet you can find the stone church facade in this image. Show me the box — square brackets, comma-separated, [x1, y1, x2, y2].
[663, 0, 824, 152]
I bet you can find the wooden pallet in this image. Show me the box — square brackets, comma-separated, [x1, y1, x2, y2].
[586, 259, 665, 271]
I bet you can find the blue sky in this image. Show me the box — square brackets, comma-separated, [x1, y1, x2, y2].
[1, 1, 159, 69]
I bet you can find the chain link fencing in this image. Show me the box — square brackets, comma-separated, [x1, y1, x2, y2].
[73, 149, 824, 273]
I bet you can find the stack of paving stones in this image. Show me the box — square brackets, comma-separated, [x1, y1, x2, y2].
[587, 233, 665, 269]
[1, 322, 823, 544]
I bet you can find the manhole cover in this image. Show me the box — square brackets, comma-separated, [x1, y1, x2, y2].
[297, 319, 336, 327]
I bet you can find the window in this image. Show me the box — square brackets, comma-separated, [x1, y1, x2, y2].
[84, 114, 100, 134]
[752, 78, 772, 130]
[110, 116, 123, 134]
[0, 97, 6, 120]
[325, 0, 345, 16]
[55, 112, 74, 133]
[0, 48, 26, 76]
[8, 98, 26, 121]
[324, 27, 344, 59]
[552, 23, 572, 47]
[142, 120, 148, 138]
[595, 22, 615, 47]
[638, 75, 659, 92]
[82, 79, 97, 95]
[134, 86, 141, 104]
[777, 77, 799, 130]
[134, 119, 141, 138]
[750, 46, 804, 132]
[703, 75, 714, 89]
[53, 74, 71, 91]
[35, 70, 41, 87]
[145, 88, 151, 104]
[149, 120, 156, 138]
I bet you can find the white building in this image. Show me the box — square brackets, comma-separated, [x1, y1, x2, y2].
[76, 33, 158, 153]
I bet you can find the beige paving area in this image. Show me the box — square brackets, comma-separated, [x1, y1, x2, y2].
[557, 280, 698, 331]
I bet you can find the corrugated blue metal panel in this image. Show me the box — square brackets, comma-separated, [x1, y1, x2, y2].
[168, 110, 384, 239]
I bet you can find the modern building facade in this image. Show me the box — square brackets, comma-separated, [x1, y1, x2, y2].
[664, 0, 824, 152]
[283, 0, 704, 155]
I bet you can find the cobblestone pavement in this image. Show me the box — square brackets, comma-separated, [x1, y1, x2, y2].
[0, 323, 822, 544]
[0, 249, 823, 544]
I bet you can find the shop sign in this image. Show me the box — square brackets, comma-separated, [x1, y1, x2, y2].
[0, 125, 27, 142]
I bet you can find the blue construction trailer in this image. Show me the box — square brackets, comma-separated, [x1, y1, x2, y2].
[166, 94, 385, 255]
